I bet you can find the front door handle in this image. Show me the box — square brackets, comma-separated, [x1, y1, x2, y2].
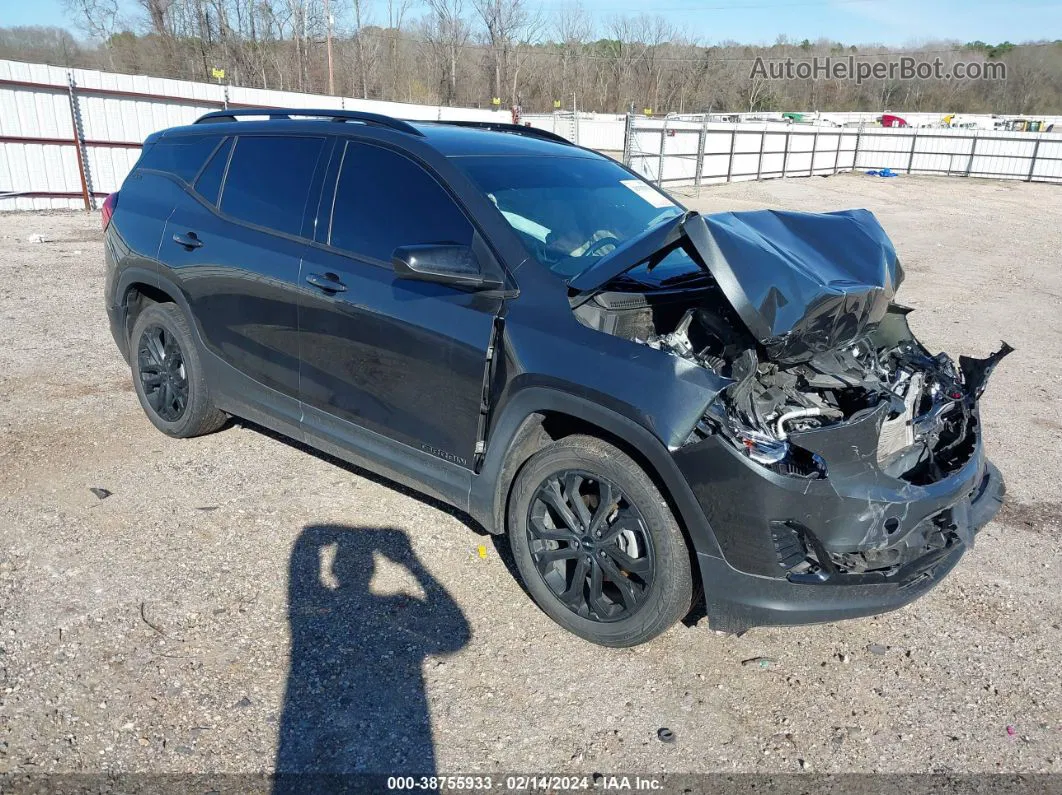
[305, 272, 347, 293]
[172, 232, 203, 250]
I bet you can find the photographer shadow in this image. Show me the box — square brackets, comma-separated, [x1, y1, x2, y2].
[274, 524, 470, 791]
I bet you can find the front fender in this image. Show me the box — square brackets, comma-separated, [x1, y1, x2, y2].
[468, 384, 724, 561]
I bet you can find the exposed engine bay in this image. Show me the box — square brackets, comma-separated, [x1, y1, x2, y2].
[568, 209, 1012, 487]
[573, 285, 1012, 485]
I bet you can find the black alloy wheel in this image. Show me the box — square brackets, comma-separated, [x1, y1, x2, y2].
[527, 471, 655, 623]
[129, 302, 227, 438]
[507, 435, 693, 647]
[137, 325, 189, 422]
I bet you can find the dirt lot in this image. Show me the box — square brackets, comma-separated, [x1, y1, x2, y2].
[1, 174, 1060, 781]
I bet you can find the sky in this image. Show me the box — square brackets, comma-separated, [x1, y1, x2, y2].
[2, 0, 1060, 47]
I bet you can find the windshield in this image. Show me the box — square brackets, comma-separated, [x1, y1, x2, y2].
[456, 155, 700, 284]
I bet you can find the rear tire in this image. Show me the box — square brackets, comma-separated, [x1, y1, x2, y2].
[507, 435, 693, 647]
[129, 303, 226, 438]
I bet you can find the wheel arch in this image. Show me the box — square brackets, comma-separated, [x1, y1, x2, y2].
[121, 282, 174, 346]
[469, 386, 723, 561]
[115, 269, 195, 350]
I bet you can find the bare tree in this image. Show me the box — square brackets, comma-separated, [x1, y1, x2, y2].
[0, 26, 83, 66]
[384, 0, 414, 100]
[740, 65, 773, 112]
[633, 14, 676, 112]
[507, 6, 543, 104]
[472, 0, 539, 104]
[423, 0, 471, 106]
[552, 2, 591, 107]
[605, 16, 640, 110]
[1003, 46, 1054, 114]
[62, 0, 122, 67]
[137, 0, 174, 35]
[349, 0, 369, 97]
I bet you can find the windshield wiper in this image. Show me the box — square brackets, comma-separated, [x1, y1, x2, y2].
[658, 270, 712, 287]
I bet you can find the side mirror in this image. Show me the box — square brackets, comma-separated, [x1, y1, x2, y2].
[391, 244, 503, 290]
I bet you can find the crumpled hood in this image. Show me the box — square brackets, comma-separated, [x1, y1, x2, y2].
[686, 209, 903, 363]
[571, 208, 904, 364]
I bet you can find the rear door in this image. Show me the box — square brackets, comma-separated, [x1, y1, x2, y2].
[108, 134, 225, 311]
[298, 139, 502, 470]
[162, 133, 329, 422]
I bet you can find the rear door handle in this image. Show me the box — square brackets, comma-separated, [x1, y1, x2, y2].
[305, 272, 347, 293]
[172, 232, 203, 250]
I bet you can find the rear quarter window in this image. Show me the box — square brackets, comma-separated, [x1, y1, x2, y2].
[194, 137, 233, 206]
[136, 135, 224, 184]
[220, 135, 326, 237]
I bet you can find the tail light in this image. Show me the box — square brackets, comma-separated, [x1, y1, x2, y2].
[100, 192, 118, 231]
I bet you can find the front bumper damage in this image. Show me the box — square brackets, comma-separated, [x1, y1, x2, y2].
[673, 415, 1005, 634]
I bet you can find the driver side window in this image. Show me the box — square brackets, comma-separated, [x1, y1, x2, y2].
[328, 141, 474, 263]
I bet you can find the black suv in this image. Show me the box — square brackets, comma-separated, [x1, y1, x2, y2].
[103, 108, 1010, 647]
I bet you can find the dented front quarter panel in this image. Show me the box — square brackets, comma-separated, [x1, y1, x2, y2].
[491, 281, 734, 452]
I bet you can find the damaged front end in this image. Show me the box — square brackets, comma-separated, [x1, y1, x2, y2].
[689, 305, 1012, 493]
[678, 302, 1011, 583]
[570, 208, 1010, 627]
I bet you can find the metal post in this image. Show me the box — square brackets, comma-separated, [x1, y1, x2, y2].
[965, 131, 978, 177]
[851, 126, 863, 172]
[572, 93, 579, 145]
[1027, 136, 1042, 182]
[831, 128, 842, 174]
[906, 128, 919, 174]
[756, 126, 765, 180]
[223, 84, 229, 110]
[622, 112, 634, 167]
[810, 127, 819, 176]
[66, 71, 92, 211]
[781, 129, 790, 178]
[694, 120, 709, 190]
[657, 120, 667, 187]
[725, 125, 737, 183]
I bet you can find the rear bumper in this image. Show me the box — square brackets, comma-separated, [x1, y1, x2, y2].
[695, 459, 1004, 633]
[107, 303, 130, 363]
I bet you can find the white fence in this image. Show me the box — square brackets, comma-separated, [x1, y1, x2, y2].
[522, 112, 627, 153]
[0, 58, 503, 211]
[625, 119, 1062, 187]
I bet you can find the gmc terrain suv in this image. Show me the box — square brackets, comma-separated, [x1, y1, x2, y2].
[103, 108, 1010, 647]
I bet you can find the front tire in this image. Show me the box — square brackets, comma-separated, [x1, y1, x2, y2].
[507, 435, 694, 647]
[129, 302, 226, 438]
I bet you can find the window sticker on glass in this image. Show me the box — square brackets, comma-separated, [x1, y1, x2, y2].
[621, 179, 676, 209]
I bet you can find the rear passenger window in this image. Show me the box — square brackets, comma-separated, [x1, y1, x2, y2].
[220, 136, 325, 236]
[194, 137, 232, 206]
[136, 135, 222, 183]
[329, 141, 473, 262]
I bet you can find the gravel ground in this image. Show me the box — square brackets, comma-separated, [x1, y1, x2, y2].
[1, 173, 1060, 782]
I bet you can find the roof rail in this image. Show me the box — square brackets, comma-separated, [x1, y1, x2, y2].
[194, 108, 424, 137]
[430, 120, 574, 146]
